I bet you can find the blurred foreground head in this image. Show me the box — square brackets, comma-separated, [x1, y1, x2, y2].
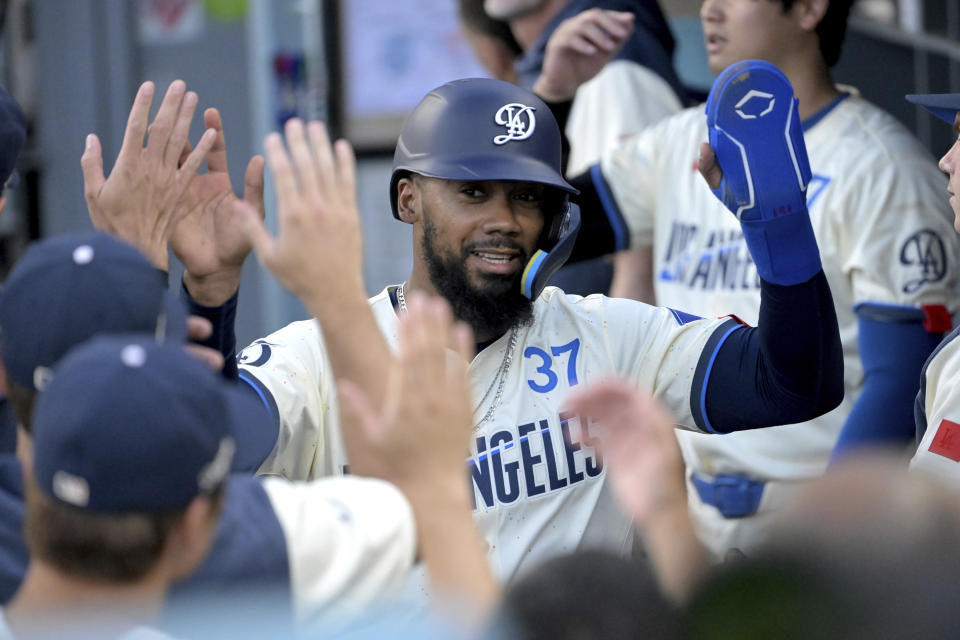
[493, 550, 677, 639]
[683, 455, 960, 639]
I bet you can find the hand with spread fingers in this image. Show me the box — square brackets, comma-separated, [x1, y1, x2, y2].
[238, 118, 364, 307]
[533, 8, 635, 102]
[565, 379, 708, 603]
[565, 380, 686, 524]
[81, 80, 216, 271]
[171, 107, 266, 306]
[338, 291, 497, 621]
[338, 291, 476, 487]
[240, 118, 387, 407]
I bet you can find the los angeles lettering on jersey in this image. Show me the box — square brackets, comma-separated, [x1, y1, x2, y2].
[659, 222, 761, 291]
[468, 411, 602, 511]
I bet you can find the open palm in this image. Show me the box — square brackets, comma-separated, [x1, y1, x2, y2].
[171, 108, 265, 292]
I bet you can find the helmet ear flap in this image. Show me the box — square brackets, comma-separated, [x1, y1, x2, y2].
[522, 203, 581, 300]
[539, 195, 571, 250]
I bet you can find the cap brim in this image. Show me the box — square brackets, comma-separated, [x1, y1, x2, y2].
[223, 379, 277, 473]
[906, 93, 960, 125]
[410, 153, 579, 195]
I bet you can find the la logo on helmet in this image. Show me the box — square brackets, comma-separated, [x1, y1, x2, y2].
[493, 103, 536, 145]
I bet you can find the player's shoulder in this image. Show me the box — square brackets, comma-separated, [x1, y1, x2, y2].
[252, 317, 322, 347]
[534, 286, 677, 327]
[816, 90, 934, 164]
[927, 325, 960, 377]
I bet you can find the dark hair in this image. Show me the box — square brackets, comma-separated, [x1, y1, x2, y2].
[6, 378, 34, 435]
[495, 550, 678, 639]
[458, 0, 523, 56]
[24, 480, 224, 583]
[775, 0, 854, 67]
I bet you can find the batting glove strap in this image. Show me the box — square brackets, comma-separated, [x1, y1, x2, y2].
[740, 209, 822, 286]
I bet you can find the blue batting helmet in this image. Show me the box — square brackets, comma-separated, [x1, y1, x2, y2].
[390, 77, 580, 300]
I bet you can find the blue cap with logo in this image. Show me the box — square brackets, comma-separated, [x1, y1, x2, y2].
[0, 84, 26, 194]
[0, 232, 184, 392]
[906, 93, 960, 125]
[31, 335, 265, 512]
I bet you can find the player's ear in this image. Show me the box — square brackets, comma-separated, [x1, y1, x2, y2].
[164, 496, 219, 579]
[396, 177, 421, 224]
[793, 0, 828, 32]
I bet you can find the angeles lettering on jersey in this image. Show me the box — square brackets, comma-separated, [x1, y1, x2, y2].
[659, 222, 761, 291]
[468, 411, 602, 511]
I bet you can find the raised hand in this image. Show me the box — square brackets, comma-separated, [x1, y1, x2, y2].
[533, 9, 635, 102]
[238, 118, 364, 306]
[171, 108, 266, 306]
[565, 379, 686, 524]
[337, 291, 475, 486]
[81, 80, 216, 270]
[564, 379, 708, 603]
[338, 292, 497, 619]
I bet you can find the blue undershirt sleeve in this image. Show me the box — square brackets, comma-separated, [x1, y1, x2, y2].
[181, 281, 239, 380]
[692, 271, 844, 433]
[829, 303, 944, 463]
[181, 281, 279, 472]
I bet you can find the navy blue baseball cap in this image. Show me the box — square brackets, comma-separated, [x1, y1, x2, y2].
[906, 93, 960, 125]
[0, 232, 185, 391]
[31, 335, 267, 512]
[0, 85, 26, 194]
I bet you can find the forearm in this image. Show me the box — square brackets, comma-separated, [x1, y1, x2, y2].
[641, 502, 710, 605]
[609, 248, 656, 303]
[696, 271, 844, 432]
[181, 280, 239, 380]
[830, 306, 943, 462]
[405, 483, 498, 625]
[183, 268, 242, 307]
[303, 288, 391, 409]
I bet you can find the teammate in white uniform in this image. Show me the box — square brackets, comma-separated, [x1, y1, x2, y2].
[488, 0, 686, 176]
[492, 0, 685, 295]
[588, 0, 959, 558]
[908, 93, 960, 483]
[172, 72, 845, 603]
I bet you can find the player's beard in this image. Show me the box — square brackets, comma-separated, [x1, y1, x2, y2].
[421, 214, 534, 340]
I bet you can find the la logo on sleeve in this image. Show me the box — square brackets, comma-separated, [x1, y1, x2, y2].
[929, 419, 960, 462]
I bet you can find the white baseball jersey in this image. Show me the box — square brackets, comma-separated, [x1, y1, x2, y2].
[600, 89, 960, 553]
[240, 286, 735, 589]
[565, 59, 682, 176]
[173, 474, 416, 635]
[911, 327, 960, 482]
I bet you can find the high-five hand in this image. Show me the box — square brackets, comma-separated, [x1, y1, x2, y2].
[238, 118, 364, 306]
[172, 107, 265, 306]
[81, 80, 216, 270]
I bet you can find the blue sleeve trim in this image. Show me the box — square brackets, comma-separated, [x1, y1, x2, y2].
[590, 163, 629, 252]
[238, 371, 281, 429]
[691, 319, 743, 434]
[668, 308, 703, 326]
